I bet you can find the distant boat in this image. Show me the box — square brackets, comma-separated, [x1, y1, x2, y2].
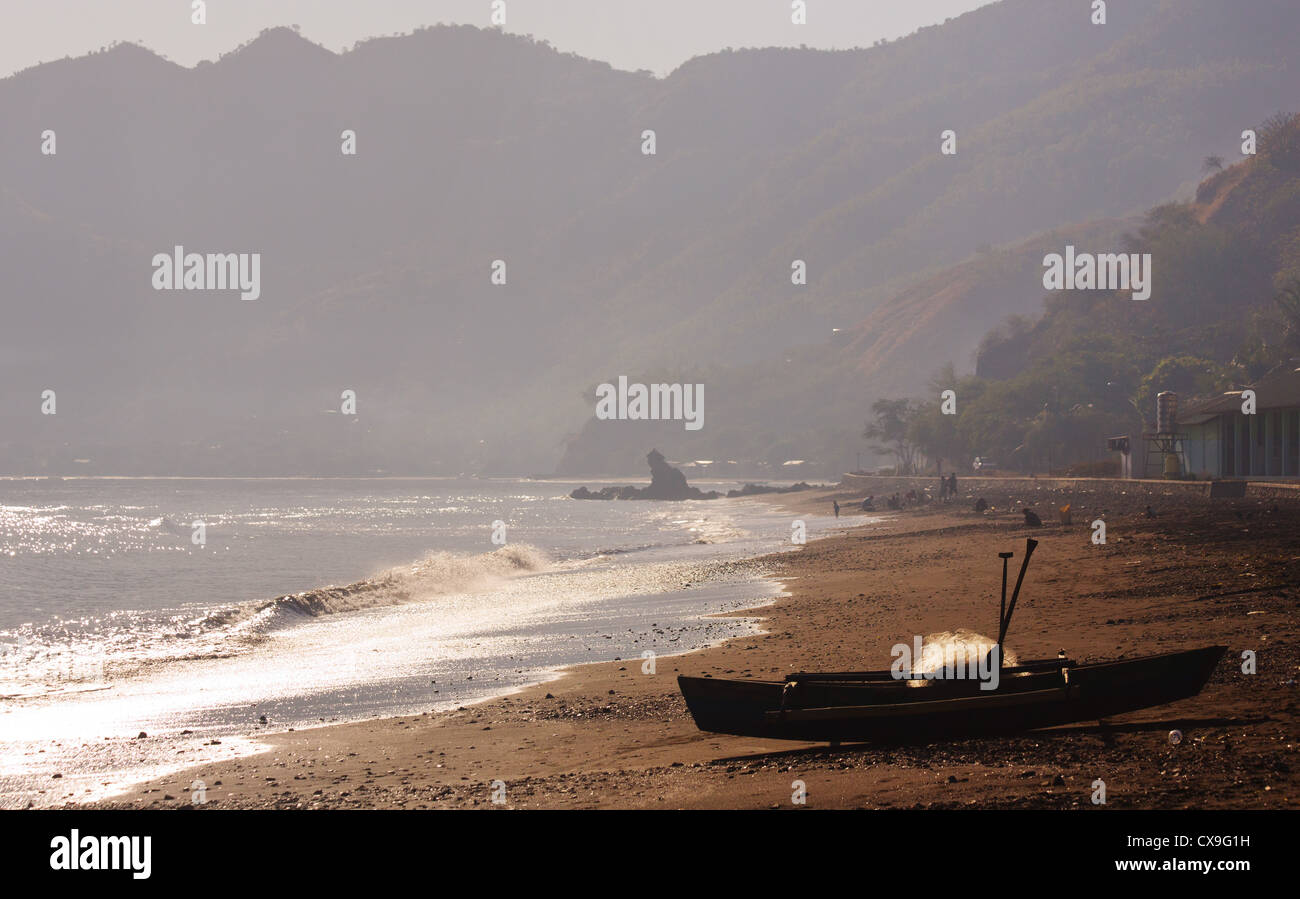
[678, 539, 1225, 743]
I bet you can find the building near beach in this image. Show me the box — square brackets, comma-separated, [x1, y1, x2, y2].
[1178, 365, 1300, 479]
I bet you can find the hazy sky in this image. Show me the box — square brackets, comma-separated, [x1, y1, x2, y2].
[1, 0, 995, 78]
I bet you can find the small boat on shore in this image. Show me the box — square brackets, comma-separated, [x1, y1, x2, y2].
[678, 539, 1225, 743]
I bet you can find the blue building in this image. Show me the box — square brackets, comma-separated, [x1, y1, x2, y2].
[1179, 365, 1300, 479]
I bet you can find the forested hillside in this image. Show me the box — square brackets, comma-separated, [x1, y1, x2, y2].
[863, 111, 1300, 476]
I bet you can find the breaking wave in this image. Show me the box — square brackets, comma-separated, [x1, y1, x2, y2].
[201, 543, 549, 633]
[0, 545, 551, 699]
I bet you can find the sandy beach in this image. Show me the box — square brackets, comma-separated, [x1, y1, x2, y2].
[97, 479, 1298, 810]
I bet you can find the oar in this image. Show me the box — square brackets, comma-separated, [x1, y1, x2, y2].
[986, 551, 1014, 671]
[997, 538, 1038, 647]
[997, 551, 1012, 643]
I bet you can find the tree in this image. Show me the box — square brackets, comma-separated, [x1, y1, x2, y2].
[864, 399, 921, 474]
[1260, 112, 1300, 172]
[1134, 356, 1232, 425]
[906, 364, 972, 470]
[1275, 278, 1300, 352]
[1202, 155, 1224, 173]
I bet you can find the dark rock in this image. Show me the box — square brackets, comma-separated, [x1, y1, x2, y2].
[725, 482, 816, 498]
[570, 449, 723, 501]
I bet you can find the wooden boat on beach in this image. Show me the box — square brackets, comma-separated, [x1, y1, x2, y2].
[677, 539, 1225, 743]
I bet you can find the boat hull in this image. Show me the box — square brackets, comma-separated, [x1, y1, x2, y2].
[677, 646, 1225, 743]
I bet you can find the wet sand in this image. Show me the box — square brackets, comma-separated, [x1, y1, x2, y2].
[95, 480, 1298, 809]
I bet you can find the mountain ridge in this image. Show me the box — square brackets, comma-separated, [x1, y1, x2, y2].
[1, 3, 1296, 475]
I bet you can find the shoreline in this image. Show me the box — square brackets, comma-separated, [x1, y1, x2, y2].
[74, 554, 795, 809]
[3, 485, 815, 808]
[71, 496, 833, 809]
[87, 483, 1298, 809]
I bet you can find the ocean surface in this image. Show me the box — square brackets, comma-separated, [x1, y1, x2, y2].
[0, 477, 847, 807]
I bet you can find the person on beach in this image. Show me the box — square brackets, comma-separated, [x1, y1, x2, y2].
[939, 476, 949, 501]
[949, 472, 958, 498]
[833, 500, 840, 518]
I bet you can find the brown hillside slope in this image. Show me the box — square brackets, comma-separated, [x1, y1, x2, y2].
[838, 217, 1136, 394]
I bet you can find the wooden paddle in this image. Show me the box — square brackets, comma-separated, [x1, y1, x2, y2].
[997, 538, 1038, 649]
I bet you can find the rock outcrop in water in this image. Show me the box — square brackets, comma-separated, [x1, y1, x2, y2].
[724, 481, 816, 497]
[570, 449, 722, 500]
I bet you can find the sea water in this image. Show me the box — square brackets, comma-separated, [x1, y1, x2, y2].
[0, 477, 848, 807]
